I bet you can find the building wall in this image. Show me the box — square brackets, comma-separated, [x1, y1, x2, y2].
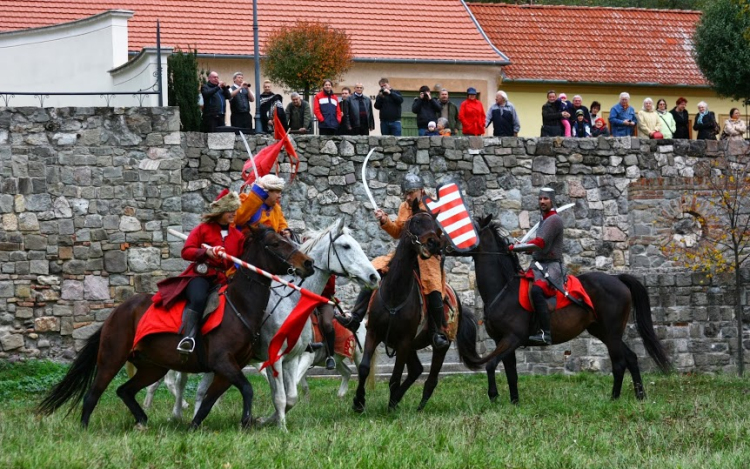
[1, 106, 748, 374]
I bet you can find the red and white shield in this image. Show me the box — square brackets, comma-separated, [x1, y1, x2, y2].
[423, 182, 479, 252]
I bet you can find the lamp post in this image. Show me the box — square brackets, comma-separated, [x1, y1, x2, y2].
[253, 0, 262, 133]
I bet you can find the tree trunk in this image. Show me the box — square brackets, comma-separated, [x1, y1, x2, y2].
[735, 268, 744, 377]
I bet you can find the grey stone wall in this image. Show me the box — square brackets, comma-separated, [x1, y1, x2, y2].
[0, 107, 747, 374]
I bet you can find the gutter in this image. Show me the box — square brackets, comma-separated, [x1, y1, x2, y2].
[502, 78, 710, 89]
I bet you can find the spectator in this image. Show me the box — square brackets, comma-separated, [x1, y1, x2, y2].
[228, 72, 255, 131]
[557, 92, 573, 137]
[693, 101, 719, 140]
[591, 118, 610, 137]
[337, 87, 352, 135]
[541, 90, 569, 137]
[571, 109, 591, 138]
[637, 97, 662, 139]
[609, 92, 637, 137]
[258, 81, 283, 134]
[656, 99, 676, 139]
[425, 121, 439, 136]
[437, 117, 451, 136]
[486, 90, 520, 137]
[412, 85, 441, 136]
[722, 108, 747, 141]
[569, 95, 591, 128]
[670, 97, 690, 139]
[438, 89, 460, 135]
[200, 71, 231, 133]
[285, 92, 313, 134]
[374, 78, 404, 136]
[313, 79, 342, 136]
[458, 87, 486, 136]
[347, 83, 375, 136]
[589, 101, 602, 124]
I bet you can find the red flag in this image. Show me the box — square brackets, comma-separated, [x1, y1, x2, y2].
[260, 289, 330, 376]
[241, 140, 284, 185]
[273, 107, 300, 183]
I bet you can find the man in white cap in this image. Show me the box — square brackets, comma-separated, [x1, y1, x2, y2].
[509, 187, 564, 345]
[235, 174, 291, 237]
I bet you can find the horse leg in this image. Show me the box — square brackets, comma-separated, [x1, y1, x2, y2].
[115, 365, 169, 427]
[418, 346, 446, 411]
[387, 344, 412, 411]
[299, 373, 310, 400]
[502, 352, 520, 405]
[587, 325, 627, 400]
[170, 371, 190, 421]
[486, 354, 501, 403]
[193, 372, 214, 420]
[259, 361, 286, 430]
[353, 332, 379, 413]
[335, 355, 352, 398]
[190, 374, 231, 429]
[203, 358, 255, 429]
[623, 343, 646, 400]
[142, 376, 162, 409]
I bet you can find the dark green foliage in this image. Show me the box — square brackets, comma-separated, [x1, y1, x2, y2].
[471, 0, 707, 8]
[167, 48, 202, 131]
[693, 0, 750, 102]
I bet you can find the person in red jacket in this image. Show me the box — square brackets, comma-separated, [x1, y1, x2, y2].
[458, 87, 486, 136]
[155, 189, 244, 354]
[313, 79, 342, 136]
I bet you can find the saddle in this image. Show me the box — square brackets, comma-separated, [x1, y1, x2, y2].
[132, 285, 228, 350]
[518, 274, 594, 314]
[311, 314, 356, 359]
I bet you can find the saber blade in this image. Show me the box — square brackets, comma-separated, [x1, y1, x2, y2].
[519, 202, 575, 243]
[360, 148, 379, 211]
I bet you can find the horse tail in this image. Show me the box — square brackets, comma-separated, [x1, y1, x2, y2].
[455, 304, 485, 371]
[37, 327, 102, 416]
[366, 347, 377, 391]
[617, 274, 673, 373]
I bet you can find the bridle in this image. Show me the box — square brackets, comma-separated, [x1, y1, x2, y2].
[404, 212, 441, 258]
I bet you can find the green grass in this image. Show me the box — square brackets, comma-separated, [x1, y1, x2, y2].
[1, 361, 749, 468]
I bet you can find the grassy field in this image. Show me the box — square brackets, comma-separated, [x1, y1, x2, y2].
[1, 360, 749, 469]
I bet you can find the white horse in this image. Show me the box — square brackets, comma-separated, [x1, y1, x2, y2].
[146, 219, 379, 430]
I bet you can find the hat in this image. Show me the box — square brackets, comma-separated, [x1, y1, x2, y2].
[559, 93, 567, 100]
[401, 173, 425, 193]
[538, 187, 556, 207]
[595, 118, 606, 126]
[466, 87, 477, 95]
[427, 121, 436, 129]
[575, 109, 584, 116]
[419, 85, 430, 93]
[208, 189, 240, 214]
[257, 174, 285, 192]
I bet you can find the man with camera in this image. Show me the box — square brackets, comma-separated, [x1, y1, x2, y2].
[412, 85, 441, 136]
[374, 78, 404, 136]
[228, 72, 255, 131]
[201, 71, 232, 133]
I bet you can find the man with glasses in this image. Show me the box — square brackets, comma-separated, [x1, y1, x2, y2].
[347, 83, 375, 136]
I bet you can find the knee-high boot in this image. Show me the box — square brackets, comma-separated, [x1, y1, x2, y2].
[528, 285, 552, 346]
[427, 291, 449, 351]
[176, 308, 201, 354]
[339, 287, 373, 332]
[324, 328, 336, 370]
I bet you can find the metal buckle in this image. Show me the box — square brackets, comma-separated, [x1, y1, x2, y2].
[195, 263, 208, 274]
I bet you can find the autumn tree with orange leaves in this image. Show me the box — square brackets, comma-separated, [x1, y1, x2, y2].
[661, 146, 750, 376]
[263, 21, 353, 102]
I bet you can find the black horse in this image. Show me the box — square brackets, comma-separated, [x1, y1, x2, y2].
[458, 215, 672, 404]
[352, 202, 483, 413]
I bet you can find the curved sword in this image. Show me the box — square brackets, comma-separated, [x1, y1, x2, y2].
[360, 149, 379, 211]
[519, 202, 575, 243]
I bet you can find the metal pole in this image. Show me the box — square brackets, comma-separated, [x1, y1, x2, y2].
[156, 20, 163, 107]
[253, 0, 262, 133]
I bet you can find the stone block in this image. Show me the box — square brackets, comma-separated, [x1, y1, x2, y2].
[0, 334, 24, 351]
[128, 247, 161, 272]
[84, 275, 110, 301]
[35, 317, 60, 332]
[206, 133, 235, 150]
[61, 280, 84, 300]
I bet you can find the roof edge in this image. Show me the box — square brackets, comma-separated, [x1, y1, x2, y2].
[502, 78, 709, 89]
[0, 9, 134, 38]
[111, 46, 173, 74]
[459, 0, 511, 63]
[466, 2, 702, 15]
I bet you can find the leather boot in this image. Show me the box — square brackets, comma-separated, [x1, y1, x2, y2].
[528, 285, 552, 346]
[324, 328, 336, 370]
[427, 291, 449, 351]
[338, 287, 373, 333]
[176, 308, 201, 354]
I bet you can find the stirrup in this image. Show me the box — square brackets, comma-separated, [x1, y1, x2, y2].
[339, 314, 361, 332]
[527, 331, 552, 346]
[325, 356, 336, 370]
[176, 337, 196, 354]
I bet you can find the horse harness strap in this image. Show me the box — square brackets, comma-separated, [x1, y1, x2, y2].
[379, 276, 417, 359]
[222, 291, 255, 336]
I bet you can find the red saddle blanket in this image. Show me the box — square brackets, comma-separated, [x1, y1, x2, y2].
[311, 314, 356, 360]
[519, 275, 594, 313]
[132, 286, 227, 350]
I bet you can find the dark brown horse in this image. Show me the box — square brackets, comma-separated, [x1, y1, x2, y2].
[457, 215, 672, 404]
[352, 202, 483, 413]
[38, 224, 314, 429]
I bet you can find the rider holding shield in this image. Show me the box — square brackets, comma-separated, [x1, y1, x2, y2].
[343, 173, 449, 351]
[509, 187, 564, 345]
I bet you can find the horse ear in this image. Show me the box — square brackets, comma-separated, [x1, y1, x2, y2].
[479, 214, 492, 227]
[334, 217, 344, 235]
[411, 198, 421, 213]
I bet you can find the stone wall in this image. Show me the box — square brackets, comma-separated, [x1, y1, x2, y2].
[0, 107, 747, 374]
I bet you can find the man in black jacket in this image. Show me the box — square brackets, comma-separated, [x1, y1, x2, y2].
[347, 83, 375, 136]
[412, 86, 441, 136]
[541, 90, 569, 137]
[374, 78, 404, 136]
[228, 72, 254, 131]
[201, 71, 232, 133]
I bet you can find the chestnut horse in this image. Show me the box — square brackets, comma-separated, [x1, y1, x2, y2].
[38, 224, 314, 429]
[458, 215, 672, 404]
[352, 202, 484, 413]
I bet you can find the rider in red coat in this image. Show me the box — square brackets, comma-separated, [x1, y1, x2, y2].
[154, 189, 244, 354]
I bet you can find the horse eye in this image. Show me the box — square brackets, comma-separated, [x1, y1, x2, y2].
[341, 243, 351, 250]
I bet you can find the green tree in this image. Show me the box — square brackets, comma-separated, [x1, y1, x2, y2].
[693, 0, 750, 103]
[167, 48, 202, 131]
[263, 21, 353, 101]
[661, 148, 750, 376]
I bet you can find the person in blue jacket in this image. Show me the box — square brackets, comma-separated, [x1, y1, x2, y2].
[609, 92, 637, 137]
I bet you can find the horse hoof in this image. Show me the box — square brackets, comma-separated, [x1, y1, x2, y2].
[241, 417, 256, 429]
[417, 401, 427, 412]
[134, 423, 148, 432]
[352, 402, 365, 413]
[510, 398, 519, 406]
[387, 401, 399, 412]
[489, 394, 499, 403]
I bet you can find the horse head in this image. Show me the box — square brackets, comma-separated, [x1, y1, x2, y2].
[405, 199, 443, 260]
[475, 214, 522, 275]
[301, 218, 380, 290]
[244, 224, 314, 278]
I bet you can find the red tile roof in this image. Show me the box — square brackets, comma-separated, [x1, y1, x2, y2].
[467, 3, 706, 86]
[0, 0, 508, 64]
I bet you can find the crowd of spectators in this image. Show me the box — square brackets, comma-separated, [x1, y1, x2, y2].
[199, 71, 747, 141]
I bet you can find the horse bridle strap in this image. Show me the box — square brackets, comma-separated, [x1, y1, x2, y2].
[223, 292, 254, 333]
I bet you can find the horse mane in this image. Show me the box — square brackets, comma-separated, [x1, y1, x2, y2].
[299, 221, 349, 255]
[483, 217, 523, 279]
[380, 228, 416, 293]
